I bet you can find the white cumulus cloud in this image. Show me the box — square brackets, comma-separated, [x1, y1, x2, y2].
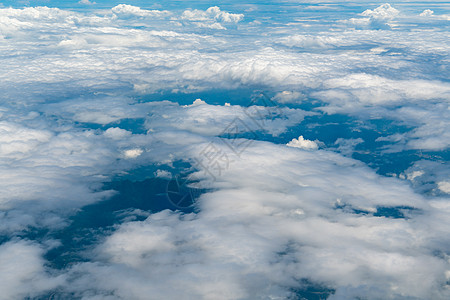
[286, 135, 319, 150]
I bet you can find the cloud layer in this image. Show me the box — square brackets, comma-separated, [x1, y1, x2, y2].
[0, 2, 449, 300]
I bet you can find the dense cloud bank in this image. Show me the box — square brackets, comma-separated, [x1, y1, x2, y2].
[0, 2, 449, 299]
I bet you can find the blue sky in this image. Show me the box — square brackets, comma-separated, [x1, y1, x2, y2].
[0, 1, 449, 299]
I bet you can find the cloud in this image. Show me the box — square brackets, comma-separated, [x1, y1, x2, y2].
[145, 99, 314, 137]
[272, 91, 306, 103]
[312, 74, 450, 151]
[180, 6, 244, 30]
[316, 73, 450, 105]
[111, 4, 171, 19]
[0, 2, 448, 299]
[123, 148, 144, 159]
[278, 34, 345, 49]
[361, 3, 399, 21]
[154, 169, 171, 179]
[195, 22, 226, 30]
[0, 240, 64, 300]
[181, 6, 244, 23]
[286, 135, 319, 150]
[78, 0, 95, 5]
[420, 9, 434, 17]
[401, 160, 450, 196]
[333, 138, 364, 156]
[438, 181, 450, 194]
[345, 3, 399, 29]
[51, 139, 449, 299]
[104, 127, 132, 140]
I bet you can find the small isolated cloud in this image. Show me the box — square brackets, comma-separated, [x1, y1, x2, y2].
[182, 6, 244, 23]
[123, 148, 144, 159]
[111, 4, 171, 19]
[272, 91, 306, 103]
[361, 3, 399, 20]
[78, 0, 95, 5]
[286, 135, 319, 150]
[154, 169, 171, 179]
[181, 6, 243, 29]
[420, 9, 434, 17]
[346, 3, 399, 29]
[191, 99, 207, 106]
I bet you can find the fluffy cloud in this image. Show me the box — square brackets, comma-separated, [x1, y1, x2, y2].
[79, 0, 95, 5]
[0, 2, 448, 299]
[145, 99, 314, 137]
[286, 135, 319, 150]
[52, 140, 449, 299]
[420, 9, 434, 17]
[361, 3, 399, 20]
[346, 3, 399, 29]
[312, 73, 450, 151]
[316, 73, 450, 106]
[180, 6, 244, 30]
[277, 34, 345, 49]
[0, 240, 64, 300]
[0, 124, 116, 232]
[438, 181, 450, 194]
[272, 91, 306, 103]
[401, 160, 450, 196]
[181, 6, 244, 23]
[111, 4, 171, 19]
